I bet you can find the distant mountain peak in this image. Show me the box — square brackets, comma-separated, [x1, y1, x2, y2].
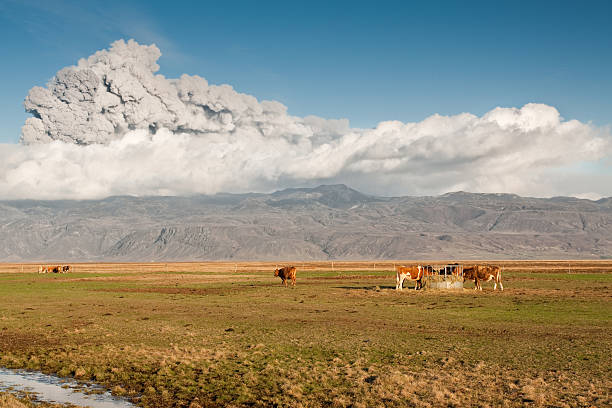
[274, 183, 356, 194]
[312, 183, 353, 192]
[441, 191, 520, 199]
[268, 184, 376, 209]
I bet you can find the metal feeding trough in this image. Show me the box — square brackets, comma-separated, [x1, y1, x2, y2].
[421, 264, 464, 289]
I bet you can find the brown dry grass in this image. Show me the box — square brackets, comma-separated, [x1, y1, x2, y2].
[0, 392, 68, 407]
[4, 259, 612, 274]
[0, 393, 29, 408]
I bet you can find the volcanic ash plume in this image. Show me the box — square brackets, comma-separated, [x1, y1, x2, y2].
[21, 39, 337, 145]
[4, 39, 611, 199]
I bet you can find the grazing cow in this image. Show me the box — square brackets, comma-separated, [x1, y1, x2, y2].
[39, 265, 68, 274]
[274, 266, 297, 287]
[463, 265, 503, 291]
[38, 265, 62, 273]
[395, 265, 423, 291]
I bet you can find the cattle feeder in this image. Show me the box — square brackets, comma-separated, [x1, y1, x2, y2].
[421, 264, 464, 290]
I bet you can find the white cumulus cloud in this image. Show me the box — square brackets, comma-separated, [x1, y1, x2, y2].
[0, 39, 610, 200]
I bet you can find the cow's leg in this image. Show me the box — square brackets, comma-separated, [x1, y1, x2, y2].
[396, 272, 405, 290]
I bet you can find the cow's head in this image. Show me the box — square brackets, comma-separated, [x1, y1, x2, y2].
[274, 269, 279, 277]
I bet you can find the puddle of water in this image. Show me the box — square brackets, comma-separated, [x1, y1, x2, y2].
[0, 367, 135, 407]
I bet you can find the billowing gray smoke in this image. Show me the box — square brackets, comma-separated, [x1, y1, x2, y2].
[3, 39, 611, 200]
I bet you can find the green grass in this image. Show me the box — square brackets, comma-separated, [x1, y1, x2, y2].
[509, 271, 612, 281]
[0, 268, 610, 407]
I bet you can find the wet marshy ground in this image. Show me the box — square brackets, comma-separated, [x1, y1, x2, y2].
[0, 368, 134, 407]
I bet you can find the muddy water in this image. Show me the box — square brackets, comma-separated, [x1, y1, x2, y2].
[0, 368, 135, 407]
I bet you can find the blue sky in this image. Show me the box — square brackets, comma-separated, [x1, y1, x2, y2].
[1, 0, 611, 144]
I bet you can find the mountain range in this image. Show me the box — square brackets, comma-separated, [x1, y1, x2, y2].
[1, 184, 611, 261]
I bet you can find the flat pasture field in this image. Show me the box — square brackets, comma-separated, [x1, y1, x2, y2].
[0, 261, 610, 407]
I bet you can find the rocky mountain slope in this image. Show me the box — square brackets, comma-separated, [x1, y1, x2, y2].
[1, 185, 611, 261]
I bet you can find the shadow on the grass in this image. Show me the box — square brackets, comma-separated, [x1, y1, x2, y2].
[333, 285, 398, 290]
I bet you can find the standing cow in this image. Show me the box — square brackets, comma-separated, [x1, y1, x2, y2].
[395, 265, 423, 291]
[463, 265, 503, 291]
[475, 265, 503, 291]
[274, 266, 297, 287]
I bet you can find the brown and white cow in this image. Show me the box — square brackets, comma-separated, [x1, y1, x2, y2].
[395, 265, 423, 291]
[38, 265, 70, 274]
[463, 265, 503, 291]
[274, 266, 297, 287]
[476, 265, 503, 291]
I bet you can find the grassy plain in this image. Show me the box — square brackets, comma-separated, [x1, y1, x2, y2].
[0, 261, 610, 407]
